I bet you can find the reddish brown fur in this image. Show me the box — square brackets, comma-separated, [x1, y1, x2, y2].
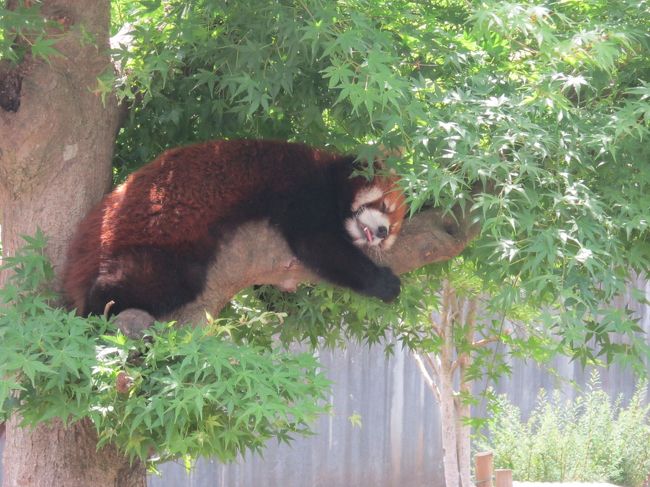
[370, 175, 408, 238]
[63, 140, 407, 316]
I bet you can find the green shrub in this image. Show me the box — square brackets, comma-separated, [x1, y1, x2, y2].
[478, 372, 650, 486]
[0, 233, 330, 467]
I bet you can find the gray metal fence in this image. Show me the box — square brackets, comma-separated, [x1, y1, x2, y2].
[150, 275, 650, 487]
[149, 344, 445, 487]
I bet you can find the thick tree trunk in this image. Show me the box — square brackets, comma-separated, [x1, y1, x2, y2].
[0, 1, 144, 485]
[3, 418, 145, 487]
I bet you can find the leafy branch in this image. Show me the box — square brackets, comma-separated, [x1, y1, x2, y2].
[0, 234, 330, 466]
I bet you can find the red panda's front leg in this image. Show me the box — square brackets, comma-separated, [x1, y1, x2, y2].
[287, 232, 401, 302]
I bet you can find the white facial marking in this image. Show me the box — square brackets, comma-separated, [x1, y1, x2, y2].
[345, 217, 361, 242]
[346, 208, 391, 248]
[351, 186, 383, 212]
[387, 200, 397, 213]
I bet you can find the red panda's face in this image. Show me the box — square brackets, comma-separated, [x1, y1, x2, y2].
[345, 175, 407, 251]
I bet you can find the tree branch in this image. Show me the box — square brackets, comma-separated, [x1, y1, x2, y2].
[167, 205, 481, 324]
[473, 332, 511, 349]
[413, 352, 441, 402]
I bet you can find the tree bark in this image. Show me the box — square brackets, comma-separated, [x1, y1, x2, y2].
[439, 282, 461, 487]
[457, 297, 477, 487]
[0, 1, 144, 485]
[413, 282, 480, 487]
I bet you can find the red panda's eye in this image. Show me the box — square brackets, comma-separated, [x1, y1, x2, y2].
[380, 201, 387, 212]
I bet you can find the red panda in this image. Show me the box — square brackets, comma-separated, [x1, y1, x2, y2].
[63, 139, 407, 318]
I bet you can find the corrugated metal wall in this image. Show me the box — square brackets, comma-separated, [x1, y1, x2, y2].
[149, 344, 445, 487]
[491, 274, 650, 418]
[1, 277, 647, 487]
[149, 275, 650, 487]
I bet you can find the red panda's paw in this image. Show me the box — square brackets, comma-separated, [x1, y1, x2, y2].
[366, 267, 401, 303]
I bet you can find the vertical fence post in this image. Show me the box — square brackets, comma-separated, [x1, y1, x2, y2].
[495, 469, 513, 487]
[475, 451, 493, 487]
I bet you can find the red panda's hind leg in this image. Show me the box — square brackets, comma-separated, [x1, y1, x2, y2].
[85, 246, 214, 318]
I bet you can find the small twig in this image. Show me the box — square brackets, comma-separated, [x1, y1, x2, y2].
[413, 352, 441, 402]
[103, 300, 115, 318]
[430, 314, 442, 337]
[473, 331, 510, 349]
[424, 352, 442, 378]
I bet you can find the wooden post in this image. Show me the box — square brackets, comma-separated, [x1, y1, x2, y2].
[475, 451, 493, 487]
[495, 469, 513, 487]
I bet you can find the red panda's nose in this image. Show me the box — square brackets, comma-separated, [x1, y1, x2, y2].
[377, 226, 388, 238]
